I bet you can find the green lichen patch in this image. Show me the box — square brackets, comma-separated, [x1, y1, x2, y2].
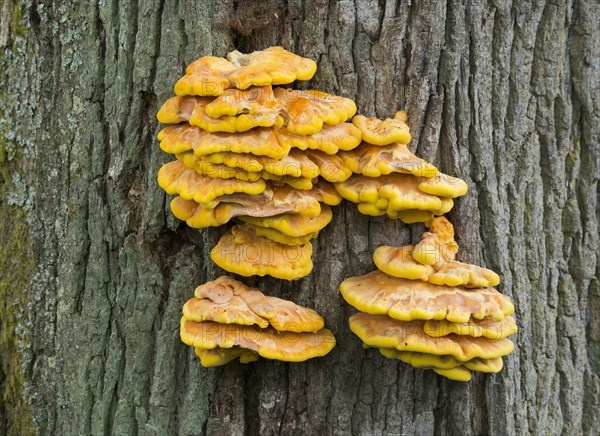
[0, 141, 36, 435]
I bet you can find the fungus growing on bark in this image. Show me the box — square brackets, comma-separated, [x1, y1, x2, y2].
[180, 276, 335, 366]
[157, 160, 266, 204]
[174, 46, 317, 96]
[349, 313, 514, 361]
[169, 182, 340, 230]
[182, 319, 336, 363]
[373, 217, 500, 287]
[340, 270, 514, 323]
[157, 47, 365, 279]
[340, 215, 517, 381]
[210, 226, 314, 280]
[352, 111, 411, 145]
[238, 205, 333, 237]
[339, 142, 439, 178]
[185, 276, 325, 332]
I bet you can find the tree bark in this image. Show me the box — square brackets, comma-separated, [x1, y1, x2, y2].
[1, 0, 599, 435]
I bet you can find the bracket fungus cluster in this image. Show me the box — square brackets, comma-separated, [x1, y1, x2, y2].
[156, 46, 368, 280]
[340, 217, 517, 381]
[335, 112, 468, 223]
[180, 276, 336, 366]
[157, 47, 517, 379]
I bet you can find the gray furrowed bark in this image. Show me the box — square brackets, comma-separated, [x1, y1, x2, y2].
[0, 0, 598, 435]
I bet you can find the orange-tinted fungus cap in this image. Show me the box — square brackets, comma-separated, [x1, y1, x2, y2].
[157, 160, 266, 204]
[186, 276, 325, 332]
[174, 47, 317, 96]
[158, 124, 291, 159]
[274, 88, 357, 135]
[349, 313, 514, 361]
[181, 319, 336, 362]
[352, 111, 411, 145]
[340, 270, 514, 323]
[340, 142, 439, 178]
[210, 226, 314, 280]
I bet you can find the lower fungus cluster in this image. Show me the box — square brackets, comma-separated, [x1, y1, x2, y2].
[180, 276, 336, 366]
[341, 217, 517, 381]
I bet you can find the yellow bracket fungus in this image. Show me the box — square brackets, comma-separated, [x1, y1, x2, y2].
[273, 88, 357, 135]
[185, 276, 325, 332]
[339, 142, 439, 178]
[335, 173, 443, 212]
[181, 319, 336, 362]
[340, 270, 514, 323]
[158, 124, 291, 159]
[157, 95, 284, 132]
[157, 160, 266, 204]
[174, 47, 317, 96]
[352, 111, 411, 145]
[210, 226, 314, 280]
[238, 205, 333, 237]
[349, 313, 514, 361]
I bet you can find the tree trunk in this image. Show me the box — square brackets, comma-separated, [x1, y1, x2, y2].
[1, 0, 598, 435]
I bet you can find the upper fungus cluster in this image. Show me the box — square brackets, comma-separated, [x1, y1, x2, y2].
[156, 47, 517, 379]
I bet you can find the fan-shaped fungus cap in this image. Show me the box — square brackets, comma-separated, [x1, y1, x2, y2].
[210, 225, 314, 280]
[275, 123, 362, 154]
[238, 204, 333, 237]
[303, 149, 353, 183]
[204, 86, 278, 118]
[349, 313, 514, 361]
[194, 347, 259, 367]
[181, 319, 336, 362]
[158, 160, 266, 204]
[158, 95, 284, 132]
[340, 270, 514, 323]
[423, 316, 517, 339]
[158, 124, 291, 159]
[417, 173, 468, 198]
[174, 47, 317, 96]
[352, 111, 411, 145]
[184, 276, 325, 332]
[335, 174, 443, 212]
[373, 245, 501, 288]
[176, 151, 262, 182]
[203, 148, 320, 179]
[170, 182, 340, 229]
[339, 142, 439, 178]
[273, 88, 357, 135]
